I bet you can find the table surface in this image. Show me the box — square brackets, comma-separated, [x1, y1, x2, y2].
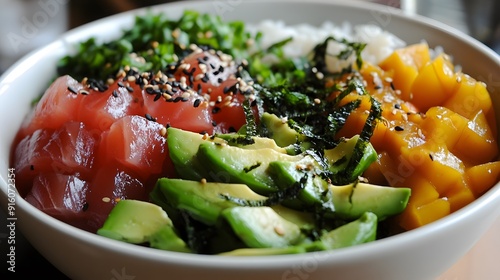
[1, 0, 499, 278]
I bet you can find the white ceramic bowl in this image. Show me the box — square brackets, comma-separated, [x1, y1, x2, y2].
[1, 0, 499, 279]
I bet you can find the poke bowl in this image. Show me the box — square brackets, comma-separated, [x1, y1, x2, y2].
[1, 0, 500, 279]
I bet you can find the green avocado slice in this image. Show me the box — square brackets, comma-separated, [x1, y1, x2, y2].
[319, 211, 378, 249]
[154, 178, 267, 225]
[97, 199, 190, 253]
[329, 182, 411, 220]
[222, 206, 305, 248]
[196, 141, 304, 195]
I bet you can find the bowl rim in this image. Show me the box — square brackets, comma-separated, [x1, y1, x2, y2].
[1, 0, 500, 270]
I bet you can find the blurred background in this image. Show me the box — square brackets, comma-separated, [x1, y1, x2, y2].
[0, 0, 499, 278]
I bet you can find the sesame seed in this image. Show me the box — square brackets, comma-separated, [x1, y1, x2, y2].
[102, 197, 111, 203]
[200, 178, 207, 184]
[145, 114, 156, 122]
[394, 125, 404, 131]
[193, 99, 202, 108]
[160, 126, 167, 137]
[112, 90, 119, 97]
[274, 225, 285, 236]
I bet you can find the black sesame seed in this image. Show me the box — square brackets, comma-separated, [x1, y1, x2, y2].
[82, 202, 89, 212]
[117, 81, 125, 88]
[212, 120, 217, 126]
[429, 154, 434, 161]
[193, 99, 202, 108]
[112, 90, 119, 97]
[201, 75, 209, 83]
[145, 114, 156, 122]
[126, 86, 134, 93]
[166, 123, 171, 128]
[394, 126, 404, 131]
[212, 107, 221, 114]
[173, 96, 183, 103]
[67, 86, 78, 94]
[154, 93, 161, 101]
[146, 87, 155, 94]
[394, 103, 401, 109]
[30, 165, 35, 171]
[390, 82, 395, 90]
[217, 78, 223, 83]
[229, 126, 237, 133]
[374, 85, 382, 90]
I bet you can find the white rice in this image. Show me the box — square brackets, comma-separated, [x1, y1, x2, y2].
[247, 20, 407, 73]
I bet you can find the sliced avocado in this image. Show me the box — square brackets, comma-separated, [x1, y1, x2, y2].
[319, 211, 378, 249]
[270, 204, 316, 231]
[155, 178, 267, 225]
[222, 206, 305, 248]
[166, 127, 210, 180]
[196, 141, 304, 194]
[260, 112, 301, 147]
[216, 133, 288, 153]
[268, 156, 331, 208]
[324, 135, 377, 180]
[329, 182, 411, 220]
[97, 199, 190, 253]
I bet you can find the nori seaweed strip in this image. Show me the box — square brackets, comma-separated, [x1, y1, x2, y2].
[180, 211, 216, 254]
[337, 97, 382, 184]
[242, 99, 258, 137]
[220, 177, 306, 207]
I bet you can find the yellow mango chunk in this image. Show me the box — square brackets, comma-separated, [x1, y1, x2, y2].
[466, 161, 500, 196]
[443, 74, 493, 122]
[399, 198, 450, 230]
[382, 120, 426, 158]
[420, 106, 468, 151]
[444, 179, 476, 212]
[431, 53, 460, 95]
[403, 174, 440, 207]
[410, 55, 456, 112]
[379, 42, 431, 103]
[400, 143, 465, 194]
[453, 110, 498, 165]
